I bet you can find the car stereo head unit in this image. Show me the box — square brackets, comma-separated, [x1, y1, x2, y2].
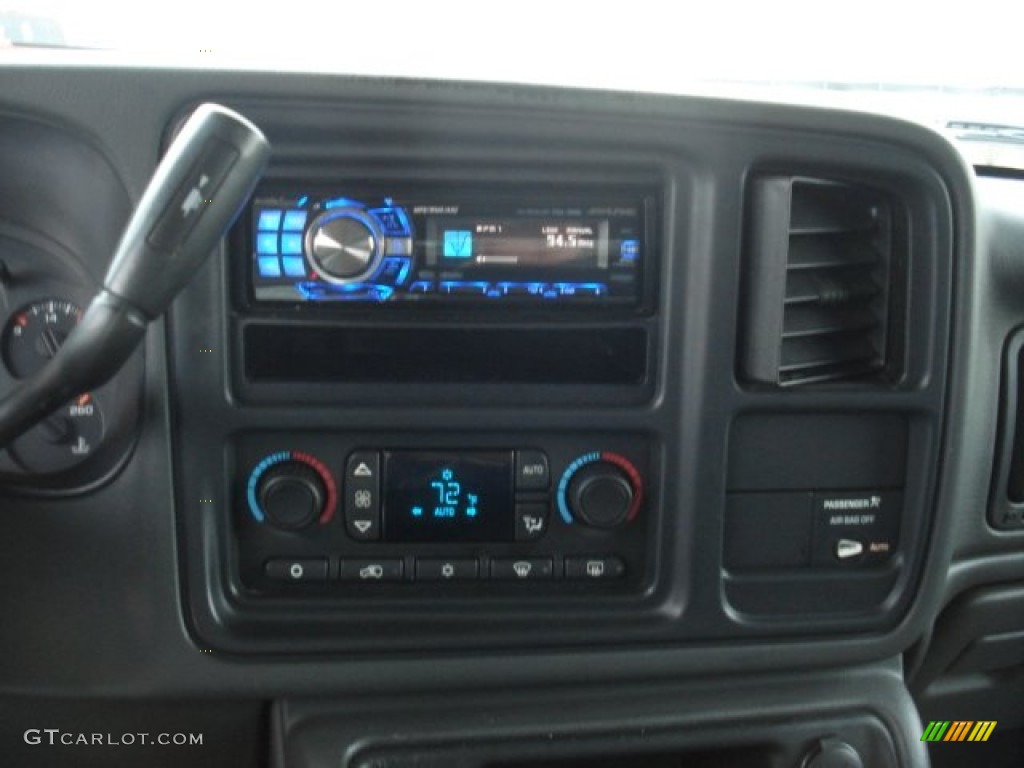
[246, 186, 652, 306]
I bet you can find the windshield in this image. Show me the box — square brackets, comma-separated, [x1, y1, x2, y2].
[4, 1, 1024, 158]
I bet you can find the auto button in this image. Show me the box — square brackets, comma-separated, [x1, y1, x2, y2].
[515, 450, 550, 490]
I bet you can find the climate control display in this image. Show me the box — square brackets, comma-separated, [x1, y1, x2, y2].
[384, 451, 514, 542]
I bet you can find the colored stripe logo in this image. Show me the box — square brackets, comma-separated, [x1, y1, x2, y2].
[921, 721, 996, 742]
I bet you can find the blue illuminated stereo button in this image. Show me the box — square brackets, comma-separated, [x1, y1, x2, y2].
[257, 209, 282, 231]
[280, 233, 303, 255]
[281, 256, 306, 278]
[323, 197, 362, 210]
[555, 283, 607, 297]
[620, 239, 639, 262]
[281, 210, 307, 231]
[441, 281, 489, 295]
[499, 282, 546, 297]
[383, 237, 412, 257]
[256, 233, 279, 255]
[379, 258, 408, 282]
[370, 208, 412, 237]
[295, 283, 394, 303]
[409, 281, 434, 293]
[257, 256, 282, 278]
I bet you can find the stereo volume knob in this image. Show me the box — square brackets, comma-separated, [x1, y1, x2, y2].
[257, 462, 326, 530]
[567, 462, 635, 529]
[305, 209, 382, 284]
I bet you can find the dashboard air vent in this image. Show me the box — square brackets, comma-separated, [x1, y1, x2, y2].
[742, 176, 901, 387]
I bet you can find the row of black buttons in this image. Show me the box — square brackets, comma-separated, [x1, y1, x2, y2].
[265, 555, 625, 584]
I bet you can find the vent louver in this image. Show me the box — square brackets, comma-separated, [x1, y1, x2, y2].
[742, 176, 902, 387]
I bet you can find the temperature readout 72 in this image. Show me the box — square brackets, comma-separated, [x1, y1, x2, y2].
[419, 467, 479, 519]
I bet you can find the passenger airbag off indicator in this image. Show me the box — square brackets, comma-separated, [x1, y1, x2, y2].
[811, 491, 901, 566]
[834, 539, 864, 561]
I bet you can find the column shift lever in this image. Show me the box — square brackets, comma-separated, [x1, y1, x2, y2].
[0, 103, 270, 448]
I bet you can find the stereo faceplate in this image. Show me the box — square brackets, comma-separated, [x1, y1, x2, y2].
[244, 186, 653, 307]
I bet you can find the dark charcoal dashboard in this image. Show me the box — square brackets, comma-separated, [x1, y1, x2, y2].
[0, 61, 1021, 768]
[173, 94, 954, 658]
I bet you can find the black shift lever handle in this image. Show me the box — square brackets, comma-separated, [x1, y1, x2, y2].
[0, 103, 270, 448]
[104, 103, 270, 318]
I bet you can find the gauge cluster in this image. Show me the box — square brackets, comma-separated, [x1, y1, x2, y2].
[3, 298, 82, 378]
[0, 112, 147, 492]
[0, 226, 140, 490]
[0, 297, 108, 473]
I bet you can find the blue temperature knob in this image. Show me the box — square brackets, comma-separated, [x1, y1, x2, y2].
[557, 452, 643, 528]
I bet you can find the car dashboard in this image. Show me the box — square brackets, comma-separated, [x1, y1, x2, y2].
[0, 60, 1021, 768]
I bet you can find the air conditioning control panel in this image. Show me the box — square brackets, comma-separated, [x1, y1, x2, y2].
[233, 433, 651, 596]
